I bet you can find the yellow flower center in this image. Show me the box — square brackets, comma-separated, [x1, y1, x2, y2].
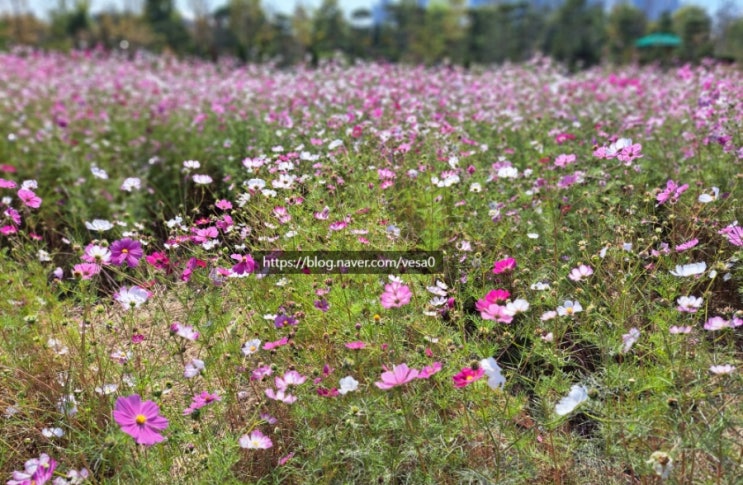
[250, 346, 256, 352]
[566, 307, 574, 315]
[466, 375, 473, 381]
[122, 249, 129, 254]
[135, 414, 147, 425]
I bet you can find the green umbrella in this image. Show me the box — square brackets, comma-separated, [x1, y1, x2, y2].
[635, 33, 682, 48]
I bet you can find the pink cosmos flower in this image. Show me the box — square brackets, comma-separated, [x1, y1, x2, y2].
[492, 257, 516, 274]
[17, 189, 42, 208]
[418, 362, 442, 379]
[719, 224, 743, 247]
[675, 238, 699, 252]
[230, 253, 255, 275]
[380, 281, 412, 309]
[171, 322, 200, 341]
[251, 365, 272, 381]
[113, 394, 169, 446]
[452, 367, 485, 388]
[239, 429, 273, 449]
[73, 263, 101, 280]
[669, 325, 692, 334]
[345, 341, 366, 350]
[375, 363, 419, 390]
[8, 453, 56, 485]
[215, 199, 232, 210]
[183, 391, 221, 415]
[656, 180, 688, 206]
[263, 336, 289, 350]
[110, 238, 143, 267]
[0, 178, 17, 188]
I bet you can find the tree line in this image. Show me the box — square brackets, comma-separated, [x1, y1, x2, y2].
[2, 0, 742, 68]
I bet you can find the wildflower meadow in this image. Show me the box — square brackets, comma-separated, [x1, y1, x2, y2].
[0, 49, 742, 484]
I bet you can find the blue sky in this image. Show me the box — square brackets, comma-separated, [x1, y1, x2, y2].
[13, 0, 737, 20]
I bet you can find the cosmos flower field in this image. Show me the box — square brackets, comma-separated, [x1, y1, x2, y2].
[1, 49, 742, 483]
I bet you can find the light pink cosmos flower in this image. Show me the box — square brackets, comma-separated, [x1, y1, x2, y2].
[184, 359, 205, 378]
[704, 316, 730, 331]
[676, 296, 703, 313]
[568, 264, 593, 282]
[375, 363, 419, 390]
[239, 429, 273, 449]
[554, 153, 576, 167]
[275, 370, 306, 390]
[380, 281, 412, 309]
[621, 328, 640, 353]
[709, 364, 735, 375]
[669, 325, 693, 334]
[171, 322, 200, 341]
[265, 388, 297, 404]
[113, 394, 169, 446]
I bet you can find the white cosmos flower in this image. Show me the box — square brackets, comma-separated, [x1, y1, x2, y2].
[338, 376, 359, 395]
[504, 298, 530, 316]
[120, 177, 141, 192]
[709, 364, 735, 375]
[698, 187, 719, 203]
[114, 286, 149, 309]
[184, 358, 205, 378]
[42, 427, 65, 438]
[670, 262, 706, 277]
[85, 219, 113, 231]
[556, 300, 582, 317]
[242, 339, 261, 356]
[480, 357, 506, 390]
[555, 385, 589, 416]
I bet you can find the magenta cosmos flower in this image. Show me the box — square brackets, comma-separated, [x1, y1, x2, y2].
[452, 367, 485, 388]
[380, 281, 412, 309]
[492, 257, 516, 274]
[110, 238, 143, 267]
[375, 363, 419, 389]
[113, 394, 169, 446]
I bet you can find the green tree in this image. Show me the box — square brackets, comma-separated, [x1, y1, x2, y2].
[607, 3, 646, 64]
[542, 0, 605, 70]
[311, 0, 348, 59]
[143, 0, 191, 53]
[672, 5, 713, 62]
[228, 0, 273, 61]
